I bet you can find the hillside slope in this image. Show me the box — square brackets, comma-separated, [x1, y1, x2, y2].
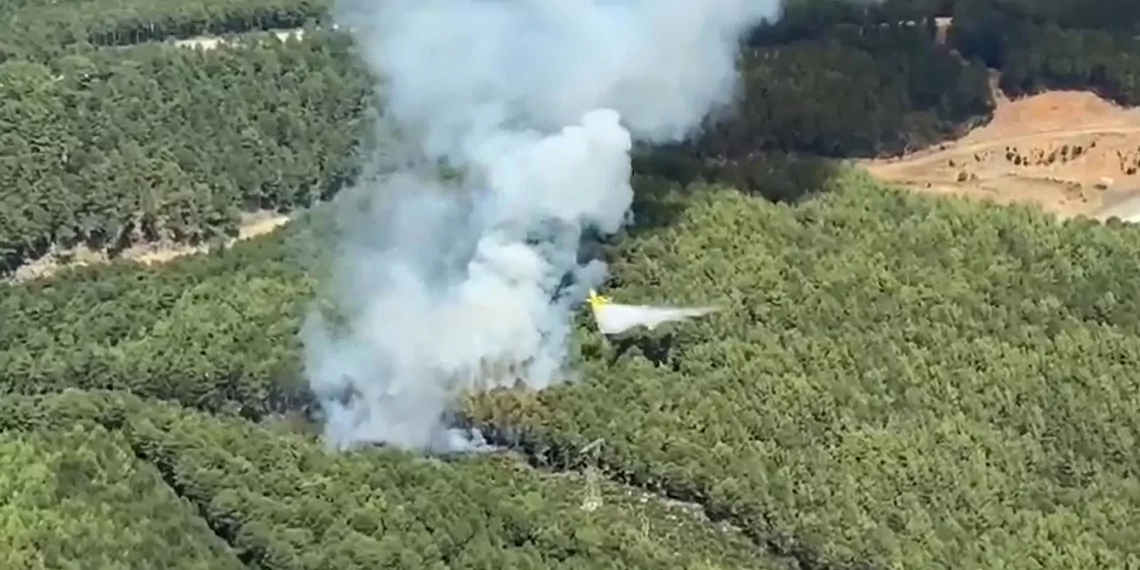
[469, 174, 1140, 570]
[864, 90, 1140, 220]
[5, 172, 1139, 568]
[0, 390, 791, 570]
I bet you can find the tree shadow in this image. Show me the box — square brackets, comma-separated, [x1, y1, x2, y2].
[607, 332, 682, 372]
[629, 144, 844, 234]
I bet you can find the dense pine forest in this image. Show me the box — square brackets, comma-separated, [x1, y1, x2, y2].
[4, 0, 1140, 568]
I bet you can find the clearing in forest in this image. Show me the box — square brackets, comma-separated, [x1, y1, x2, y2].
[862, 90, 1140, 221]
[169, 29, 308, 50]
[7, 211, 289, 283]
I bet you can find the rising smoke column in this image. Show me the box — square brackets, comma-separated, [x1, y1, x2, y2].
[301, 0, 780, 453]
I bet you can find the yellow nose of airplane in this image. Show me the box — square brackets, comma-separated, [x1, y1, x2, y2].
[586, 289, 610, 310]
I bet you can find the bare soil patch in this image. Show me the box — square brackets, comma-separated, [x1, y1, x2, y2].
[7, 211, 289, 283]
[171, 29, 308, 50]
[862, 90, 1140, 220]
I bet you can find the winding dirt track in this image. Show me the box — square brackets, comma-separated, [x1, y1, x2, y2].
[8, 211, 290, 283]
[171, 29, 308, 50]
[873, 126, 1140, 171]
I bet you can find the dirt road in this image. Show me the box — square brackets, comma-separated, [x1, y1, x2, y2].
[1092, 192, 1140, 222]
[871, 126, 1140, 172]
[172, 29, 308, 50]
[8, 212, 290, 283]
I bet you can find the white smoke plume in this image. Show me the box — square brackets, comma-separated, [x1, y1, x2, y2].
[301, 0, 780, 453]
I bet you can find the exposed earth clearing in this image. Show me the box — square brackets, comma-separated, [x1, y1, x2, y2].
[8, 211, 289, 283]
[171, 29, 308, 50]
[863, 90, 1140, 221]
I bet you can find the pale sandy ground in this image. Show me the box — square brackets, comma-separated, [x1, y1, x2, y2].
[862, 88, 1140, 222]
[7, 211, 290, 283]
[171, 28, 309, 50]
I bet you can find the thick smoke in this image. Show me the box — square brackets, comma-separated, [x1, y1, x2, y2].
[301, 0, 780, 453]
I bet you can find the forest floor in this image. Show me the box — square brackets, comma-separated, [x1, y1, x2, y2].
[862, 89, 1140, 221]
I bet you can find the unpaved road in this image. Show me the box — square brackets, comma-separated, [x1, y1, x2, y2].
[872, 126, 1140, 171]
[1092, 192, 1140, 222]
[8, 211, 290, 283]
[171, 28, 309, 50]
